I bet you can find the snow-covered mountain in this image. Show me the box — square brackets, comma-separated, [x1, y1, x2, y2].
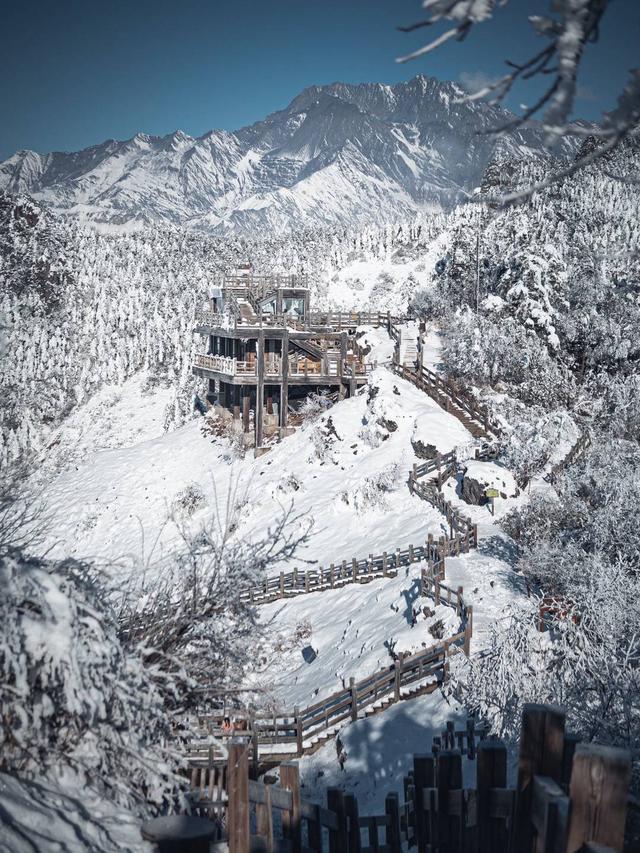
[0, 75, 574, 234]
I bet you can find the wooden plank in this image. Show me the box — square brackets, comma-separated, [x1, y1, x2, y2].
[345, 793, 362, 852]
[513, 704, 565, 852]
[566, 744, 631, 853]
[530, 775, 569, 853]
[328, 788, 348, 853]
[255, 783, 274, 852]
[228, 741, 250, 853]
[437, 749, 463, 851]
[413, 755, 435, 852]
[281, 762, 302, 853]
[477, 740, 509, 853]
[385, 793, 402, 853]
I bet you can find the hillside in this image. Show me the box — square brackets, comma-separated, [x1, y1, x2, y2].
[0, 76, 576, 234]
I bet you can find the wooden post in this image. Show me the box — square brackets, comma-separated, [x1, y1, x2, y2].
[256, 329, 265, 447]
[339, 331, 347, 378]
[437, 749, 463, 851]
[352, 557, 358, 582]
[307, 803, 322, 852]
[477, 740, 509, 853]
[255, 784, 274, 852]
[242, 388, 250, 433]
[279, 572, 285, 598]
[280, 329, 289, 433]
[464, 605, 473, 657]
[385, 792, 402, 853]
[228, 740, 250, 853]
[513, 704, 566, 853]
[408, 543, 415, 563]
[394, 657, 402, 701]
[330, 563, 335, 587]
[281, 762, 302, 853]
[383, 551, 389, 576]
[413, 755, 435, 852]
[349, 677, 358, 721]
[566, 744, 631, 853]
[344, 793, 362, 853]
[294, 706, 303, 757]
[328, 788, 348, 853]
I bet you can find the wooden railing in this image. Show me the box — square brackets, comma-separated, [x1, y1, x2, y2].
[238, 538, 450, 605]
[195, 308, 402, 333]
[204, 703, 632, 853]
[187, 564, 470, 768]
[545, 431, 591, 484]
[396, 361, 501, 439]
[194, 353, 367, 380]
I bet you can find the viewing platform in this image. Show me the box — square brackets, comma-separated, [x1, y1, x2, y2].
[191, 267, 383, 452]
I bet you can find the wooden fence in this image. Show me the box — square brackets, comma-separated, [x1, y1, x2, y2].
[544, 432, 591, 484]
[395, 360, 501, 440]
[210, 703, 632, 853]
[240, 535, 448, 605]
[189, 567, 471, 769]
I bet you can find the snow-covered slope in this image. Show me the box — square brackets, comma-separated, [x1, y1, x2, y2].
[25, 326, 528, 816]
[0, 75, 574, 234]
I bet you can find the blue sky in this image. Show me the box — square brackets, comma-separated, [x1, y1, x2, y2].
[1, 0, 638, 160]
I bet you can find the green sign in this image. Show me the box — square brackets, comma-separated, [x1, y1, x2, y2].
[485, 488, 500, 498]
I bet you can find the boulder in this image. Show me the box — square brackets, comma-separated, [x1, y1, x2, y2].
[461, 475, 488, 506]
[411, 439, 438, 460]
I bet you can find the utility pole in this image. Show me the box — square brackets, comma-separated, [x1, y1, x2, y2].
[473, 186, 482, 312]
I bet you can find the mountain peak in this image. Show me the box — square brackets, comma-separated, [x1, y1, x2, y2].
[0, 75, 573, 234]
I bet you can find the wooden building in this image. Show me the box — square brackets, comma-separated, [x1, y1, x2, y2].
[192, 270, 374, 450]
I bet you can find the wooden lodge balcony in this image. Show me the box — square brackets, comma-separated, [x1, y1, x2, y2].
[193, 353, 372, 385]
[195, 309, 393, 335]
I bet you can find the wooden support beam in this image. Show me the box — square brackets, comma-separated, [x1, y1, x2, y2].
[344, 794, 362, 852]
[385, 792, 402, 853]
[255, 784, 274, 851]
[256, 329, 265, 447]
[280, 329, 289, 432]
[413, 755, 435, 852]
[242, 388, 250, 433]
[328, 788, 347, 853]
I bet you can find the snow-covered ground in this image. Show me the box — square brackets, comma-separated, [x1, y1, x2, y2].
[35, 335, 472, 581]
[323, 233, 449, 313]
[26, 325, 530, 815]
[0, 774, 152, 853]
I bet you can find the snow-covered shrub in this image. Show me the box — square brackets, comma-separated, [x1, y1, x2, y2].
[409, 286, 450, 321]
[123, 500, 313, 690]
[344, 463, 401, 514]
[171, 482, 206, 518]
[498, 405, 577, 485]
[441, 311, 573, 408]
[0, 551, 184, 813]
[299, 391, 332, 419]
[309, 416, 341, 464]
[463, 561, 640, 784]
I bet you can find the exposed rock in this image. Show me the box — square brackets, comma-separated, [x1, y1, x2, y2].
[461, 475, 488, 506]
[412, 439, 438, 460]
[378, 417, 398, 433]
